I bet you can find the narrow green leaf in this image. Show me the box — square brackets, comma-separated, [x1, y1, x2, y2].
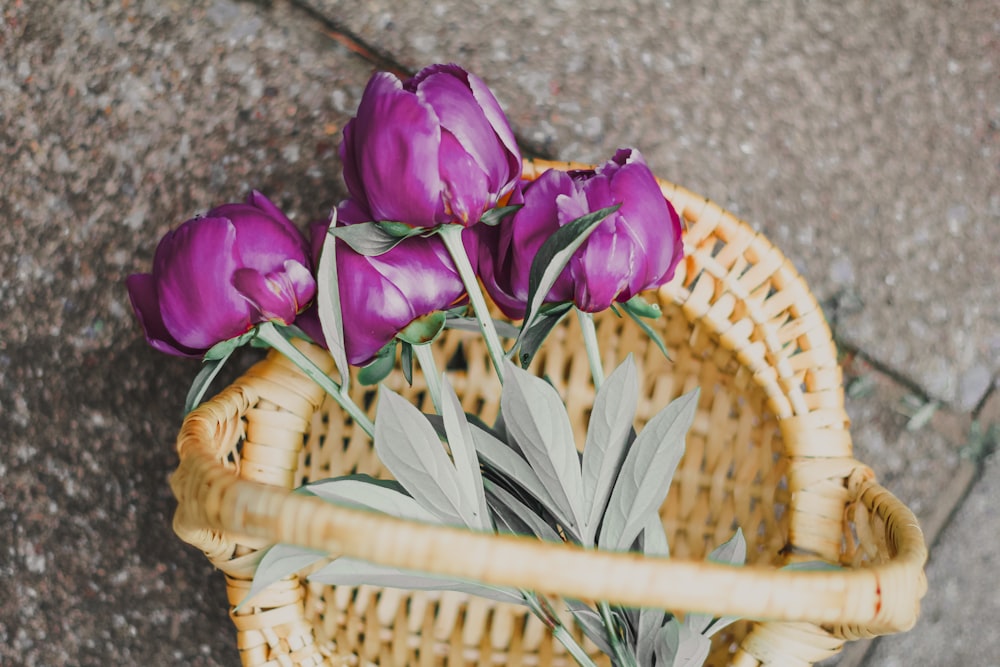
[516, 302, 572, 368]
[501, 360, 586, 535]
[302, 474, 440, 524]
[374, 386, 470, 527]
[517, 204, 620, 347]
[478, 204, 523, 227]
[621, 298, 671, 361]
[357, 340, 397, 386]
[309, 557, 524, 605]
[581, 355, 639, 545]
[316, 212, 351, 393]
[599, 389, 699, 552]
[440, 375, 491, 530]
[235, 543, 327, 612]
[396, 311, 447, 345]
[184, 356, 229, 414]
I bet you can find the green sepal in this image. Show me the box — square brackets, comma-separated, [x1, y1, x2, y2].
[184, 356, 230, 414]
[400, 341, 414, 386]
[357, 340, 397, 386]
[204, 329, 255, 360]
[330, 221, 427, 257]
[479, 204, 523, 227]
[622, 294, 662, 319]
[396, 310, 447, 346]
[620, 299, 671, 361]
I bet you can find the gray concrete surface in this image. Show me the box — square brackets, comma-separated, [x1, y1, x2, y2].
[2, 1, 997, 665]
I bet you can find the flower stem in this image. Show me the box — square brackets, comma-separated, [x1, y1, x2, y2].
[598, 601, 636, 667]
[523, 593, 599, 667]
[412, 343, 443, 415]
[576, 309, 604, 390]
[256, 322, 375, 438]
[438, 224, 506, 384]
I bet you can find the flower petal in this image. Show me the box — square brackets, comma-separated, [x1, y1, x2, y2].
[232, 260, 315, 325]
[156, 217, 254, 349]
[438, 129, 489, 225]
[415, 67, 515, 197]
[125, 273, 203, 357]
[343, 72, 446, 226]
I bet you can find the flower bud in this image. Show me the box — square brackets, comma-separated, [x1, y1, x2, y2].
[307, 201, 468, 366]
[476, 149, 683, 317]
[126, 191, 315, 357]
[340, 64, 521, 228]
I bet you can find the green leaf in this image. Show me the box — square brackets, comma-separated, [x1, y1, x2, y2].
[308, 557, 524, 605]
[396, 311, 447, 345]
[599, 389, 699, 552]
[440, 376, 491, 530]
[184, 356, 230, 414]
[357, 340, 397, 386]
[655, 619, 711, 667]
[478, 204, 523, 227]
[686, 529, 746, 635]
[376, 220, 424, 238]
[374, 386, 470, 527]
[517, 204, 620, 348]
[501, 360, 586, 535]
[316, 213, 351, 394]
[566, 604, 616, 658]
[400, 341, 413, 386]
[620, 298, 671, 361]
[443, 316, 521, 339]
[203, 329, 255, 360]
[581, 355, 639, 545]
[329, 221, 412, 256]
[516, 302, 572, 368]
[302, 474, 440, 523]
[636, 518, 670, 665]
[484, 479, 563, 543]
[235, 543, 328, 612]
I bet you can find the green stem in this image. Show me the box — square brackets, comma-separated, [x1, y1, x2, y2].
[412, 343, 443, 415]
[438, 224, 506, 384]
[256, 322, 375, 438]
[576, 309, 605, 390]
[598, 601, 636, 667]
[523, 593, 599, 667]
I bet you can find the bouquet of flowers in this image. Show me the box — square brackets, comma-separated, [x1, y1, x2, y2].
[131, 63, 925, 667]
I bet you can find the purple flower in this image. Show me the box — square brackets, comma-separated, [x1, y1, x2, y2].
[340, 63, 521, 229]
[476, 149, 683, 318]
[126, 191, 316, 357]
[307, 201, 468, 366]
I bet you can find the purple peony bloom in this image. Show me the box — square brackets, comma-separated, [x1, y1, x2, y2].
[306, 201, 468, 366]
[126, 191, 316, 357]
[340, 63, 521, 229]
[475, 149, 683, 318]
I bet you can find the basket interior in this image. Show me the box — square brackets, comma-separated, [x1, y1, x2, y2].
[274, 297, 791, 666]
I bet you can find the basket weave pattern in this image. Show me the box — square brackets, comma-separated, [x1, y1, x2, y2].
[170, 159, 927, 667]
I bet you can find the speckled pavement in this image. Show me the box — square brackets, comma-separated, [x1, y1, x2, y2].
[2, 1, 997, 665]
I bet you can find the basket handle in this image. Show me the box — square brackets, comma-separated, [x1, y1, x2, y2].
[174, 433, 926, 635]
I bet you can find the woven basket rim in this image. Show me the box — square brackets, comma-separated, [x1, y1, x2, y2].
[170, 158, 928, 645]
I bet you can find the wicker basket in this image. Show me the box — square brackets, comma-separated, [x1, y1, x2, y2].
[170, 158, 927, 667]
